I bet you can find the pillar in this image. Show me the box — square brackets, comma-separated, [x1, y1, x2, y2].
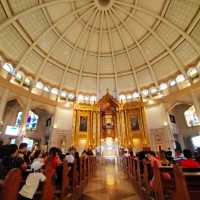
[162, 104, 175, 151]
[16, 98, 31, 144]
[96, 111, 101, 147]
[48, 106, 58, 148]
[116, 111, 121, 145]
[92, 111, 97, 146]
[0, 88, 9, 123]
[191, 90, 200, 121]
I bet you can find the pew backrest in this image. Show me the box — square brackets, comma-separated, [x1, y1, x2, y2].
[1, 168, 22, 200]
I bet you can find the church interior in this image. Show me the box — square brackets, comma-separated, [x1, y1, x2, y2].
[0, 0, 200, 200]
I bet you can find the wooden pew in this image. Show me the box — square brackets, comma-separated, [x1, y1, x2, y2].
[42, 160, 71, 200]
[0, 156, 97, 200]
[173, 166, 200, 200]
[0, 168, 22, 200]
[121, 155, 200, 200]
[152, 163, 200, 200]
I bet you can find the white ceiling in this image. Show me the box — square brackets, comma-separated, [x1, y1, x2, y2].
[0, 0, 200, 97]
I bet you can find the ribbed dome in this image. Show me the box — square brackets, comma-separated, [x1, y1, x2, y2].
[0, 0, 200, 98]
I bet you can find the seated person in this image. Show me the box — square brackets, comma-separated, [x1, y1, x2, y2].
[18, 160, 46, 200]
[159, 151, 170, 166]
[18, 143, 28, 162]
[0, 144, 22, 179]
[179, 149, 200, 168]
[65, 153, 74, 164]
[174, 149, 185, 163]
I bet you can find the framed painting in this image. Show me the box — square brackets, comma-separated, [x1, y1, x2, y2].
[130, 113, 140, 131]
[79, 116, 88, 132]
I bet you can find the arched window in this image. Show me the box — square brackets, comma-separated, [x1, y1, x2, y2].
[51, 88, 59, 95]
[15, 111, 39, 130]
[26, 111, 39, 130]
[36, 81, 44, 90]
[2, 63, 14, 74]
[15, 71, 25, 82]
[43, 85, 51, 93]
[184, 105, 200, 127]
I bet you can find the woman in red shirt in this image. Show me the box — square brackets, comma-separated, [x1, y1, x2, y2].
[180, 149, 200, 168]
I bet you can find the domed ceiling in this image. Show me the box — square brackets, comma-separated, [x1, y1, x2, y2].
[0, 0, 200, 98]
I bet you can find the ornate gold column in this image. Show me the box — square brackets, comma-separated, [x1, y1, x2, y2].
[96, 111, 101, 147]
[72, 107, 78, 146]
[141, 107, 150, 147]
[116, 110, 121, 145]
[124, 110, 133, 147]
[92, 111, 97, 146]
[120, 109, 126, 147]
[75, 110, 80, 147]
[89, 110, 93, 146]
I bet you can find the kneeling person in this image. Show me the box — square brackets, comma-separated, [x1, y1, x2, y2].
[18, 160, 46, 200]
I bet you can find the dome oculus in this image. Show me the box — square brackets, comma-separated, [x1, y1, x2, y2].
[95, 0, 113, 10]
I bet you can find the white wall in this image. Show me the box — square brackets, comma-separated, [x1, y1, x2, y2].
[145, 104, 174, 151]
[145, 104, 167, 129]
[54, 107, 73, 131]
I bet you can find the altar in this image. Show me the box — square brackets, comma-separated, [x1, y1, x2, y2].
[72, 92, 150, 151]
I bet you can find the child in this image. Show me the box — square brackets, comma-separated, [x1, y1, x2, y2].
[18, 160, 46, 200]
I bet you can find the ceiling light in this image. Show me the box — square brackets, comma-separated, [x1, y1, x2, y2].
[176, 74, 185, 83]
[164, 122, 168, 126]
[159, 83, 168, 91]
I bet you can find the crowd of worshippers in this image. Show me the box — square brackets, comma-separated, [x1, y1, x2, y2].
[121, 148, 200, 190]
[0, 142, 94, 200]
[120, 147, 200, 168]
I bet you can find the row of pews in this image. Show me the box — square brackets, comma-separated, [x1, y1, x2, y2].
[120, 156, 200, 200]
[0, 156, 96, 200]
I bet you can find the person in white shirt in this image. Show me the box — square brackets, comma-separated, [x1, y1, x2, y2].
[65, 153, 74, 164]
[18, 160, 46, 200]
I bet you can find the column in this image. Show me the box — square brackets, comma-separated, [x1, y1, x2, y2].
[92, 111, 96, 146]
[141, 107, 150, 147]
[16, 98, 31, 145]
[96, 111, 101, 147]
[161, 103, 175, 151]
[20, 98, 31, 136]
[116, 111, 121, 145]
[120, 110, 126, 146]
[191, 90, 200, 121]
[0, 88, 9, 123]
[48, 106, 58, 148]
[89, 110, 93, 146]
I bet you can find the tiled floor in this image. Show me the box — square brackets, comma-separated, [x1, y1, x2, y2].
[82, 158, 140, 200]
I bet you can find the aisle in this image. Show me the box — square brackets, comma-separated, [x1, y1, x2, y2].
[82, 158, 140, 200]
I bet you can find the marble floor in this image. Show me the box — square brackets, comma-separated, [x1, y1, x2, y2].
[82, 158, 141, 200]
